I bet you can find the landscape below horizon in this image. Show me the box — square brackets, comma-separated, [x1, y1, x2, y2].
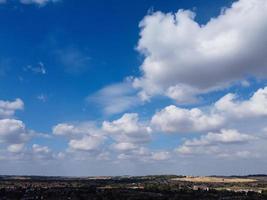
[1, 175, 267, 199]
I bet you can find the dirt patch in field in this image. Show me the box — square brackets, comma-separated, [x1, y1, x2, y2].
[172, 176, 257, 183]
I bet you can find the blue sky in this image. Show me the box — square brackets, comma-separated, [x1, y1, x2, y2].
[0, 0, 267, 176]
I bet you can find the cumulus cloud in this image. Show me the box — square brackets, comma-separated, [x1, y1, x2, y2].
[102, 113, 152, 144]
[184, 129, 255, 146]
[53, 115, 168, 162]
[0, 99, 24, 118]
[176, 129, 256, 156]
[53, 122, 96, 137]
[0, 98, 54, 159]
[69, 135, 105, 151]
[151, 87, 267, 134]
[53, 122, 106, 152]
[215, 86, 267, 118]
[0, 143, 57, 161]
[87, 80, 142, 115]
[32, 144, 51, 154]
[134, 0, 267, 103]
[0, 118, 48, 157]
[151, 105, 224, 133]
[7, 143, 25, 153]
[116, 147, 171, 162]
[31, 144, 55, 160]
[0, 119, 30, 145]
[112, 142, 138, 152]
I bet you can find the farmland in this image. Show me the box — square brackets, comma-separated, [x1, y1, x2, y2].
[172, 176, 258, 183]
[0, 175, 267, 199]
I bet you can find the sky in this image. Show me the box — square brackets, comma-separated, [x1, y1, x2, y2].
[0, 0, 267, 176]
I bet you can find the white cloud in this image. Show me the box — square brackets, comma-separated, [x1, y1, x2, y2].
[176, 129, 256, 156]
[151, 151, 170, 161]
[151, 86, 267, 134]
[184, 129, 255, 146]
[49, 86, 267, 165]
[54, 115, 168, 161]
[69, 135, 105, 152]
[0, 98, 54, 159]
[53, 122, 96, 137]
[134, 0, 267, 102]
[0, 99, 24, 118]
[0, 119, 30, 145]
[215, 86, 267, 118]
[87, 80, 142, 115]
[112, 142, 138, 151]
[151, 105, 224, 133]
[53, 122, 106, 152]
[116, 147, 171, 162]
[31, 144, 55, 160]
[32, 144, 51, 154]
[103, 113, 152, 144]
[165, 85, 199, 104]
[100, 113, 174, 163]
[53, 123, 78, 136]
[19, 0, 60, 6]
[7, 143, 25, 153]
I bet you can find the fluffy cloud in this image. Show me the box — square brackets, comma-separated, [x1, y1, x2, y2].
[0, 99, 24, 118]
[7, 143, 25, 153]
[112, 142, 138, 151]
[55, 114, 166, 161]
[176, 129, 256, 156]
[134, 0, 267, 102]
[53, 122, 106, 152]
[31, 144, 55, 160]
[117, 147, 170, 162]
[151, 105, 224, 133]
[0, 119, 30, 145]
[184, 129, 255, 146]
[152, 87, 267, 134]
[32, 144, 51, 154]
[53, 122, 96, 137]
[69, 135, 105, 151]
[0, 98, 54, 158]
[215, 86, 267, 118]
[102, 113, 152, 144]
